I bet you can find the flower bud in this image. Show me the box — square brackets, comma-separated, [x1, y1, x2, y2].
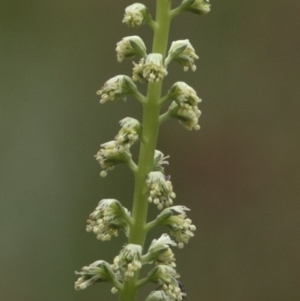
[165, 40, 199, 71]
[182, 0, 211, 15]
[96, 75, 138, 104]
[123, 3, 152, 28]
[116, 36, 147, 62]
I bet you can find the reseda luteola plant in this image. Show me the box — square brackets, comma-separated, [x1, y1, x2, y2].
[75, 1, 211, 301]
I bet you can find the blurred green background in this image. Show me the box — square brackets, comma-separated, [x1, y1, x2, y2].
[1, 0, 300, 300]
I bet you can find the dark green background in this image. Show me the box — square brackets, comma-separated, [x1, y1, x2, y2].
[1, 1, 299, 300]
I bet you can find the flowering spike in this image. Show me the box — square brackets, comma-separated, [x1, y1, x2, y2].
[123, 3, 152, 28]
[96, 75, 139, 104]
[76, 0, 212, 299]
[116, 36, 147, 62]
[146, 171, 176, 210]
[86, 199, 131, 241]
[165, 40, 199, 71]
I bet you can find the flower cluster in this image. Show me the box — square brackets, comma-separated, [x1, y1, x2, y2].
[146, 171, 176, 210]
[86, 199, 131, 241]
[113, 244, 143, 279]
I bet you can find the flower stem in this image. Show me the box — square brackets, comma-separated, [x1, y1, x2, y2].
[120, 1, 172, 301]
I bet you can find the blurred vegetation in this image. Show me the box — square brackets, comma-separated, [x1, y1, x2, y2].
[1, 0, 300, 300]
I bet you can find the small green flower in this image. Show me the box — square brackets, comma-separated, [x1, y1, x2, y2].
[133, 54, 168, 83]
[116, 36, 147, 62]
[168, 100, 201, 131]
[147, 265, 182, 301]
[165, 40, 199, 71]
[74, 260, 115, 290]
[147, 171, 176, 210]
[145, 290, 172, 301]
[123, 3, 151, 28]
[97, 75, 138, 104]
[144, 234, 177, 267]
[113, 244, 143, 279]
[182, 0, 211, 15]
[95, 140, 132, 177]
[115, 117, 141, 148]
[86, 199, 131, 241]
[168, 81, 201, 107]
[157, 206, 196, 248]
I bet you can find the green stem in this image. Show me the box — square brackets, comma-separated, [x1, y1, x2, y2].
[120, 1, 172, 301]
